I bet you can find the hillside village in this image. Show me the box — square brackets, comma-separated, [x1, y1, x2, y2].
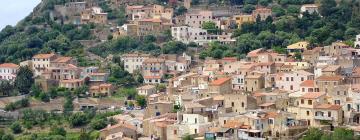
[1, 0, 360, 140]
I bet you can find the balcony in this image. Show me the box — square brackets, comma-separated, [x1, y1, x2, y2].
[314, 115, 333, 121]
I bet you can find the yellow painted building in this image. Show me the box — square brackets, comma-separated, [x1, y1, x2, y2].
[287, 41, 309, 55]
[233, 15, 254, 27]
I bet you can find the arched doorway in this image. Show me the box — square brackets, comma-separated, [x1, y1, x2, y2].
[354, 114, 360, 124]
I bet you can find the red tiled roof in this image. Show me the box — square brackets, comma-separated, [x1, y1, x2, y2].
[144, 76, 162, 79]
[100, 83, 112, 87]
[253, 92, 265, 97]
[89, 73, 108, 76]
[224, 120, 242, 128]
[301, 92, 325, 99]
[315, 104, 342, 110]
[53, 57, 72, 63]
[265, 112, 279, 118]
[0, 63, 19, 68]
[316, 75, 343, 81]
[300, 80, 315, 87]
[247, 48, 264, 57]
[33, 53, 56, 59]
[210, 77, 231, 86]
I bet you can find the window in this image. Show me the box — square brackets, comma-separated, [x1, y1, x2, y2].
[174, 130, 177, 135]
[290, 85, 293, 90]
[302, 88, 305, 92]
[241, 102, 244, 107]
[306, 111, 310, 116]
[291, 77, 294, 81]
[328, 111, 331, 117]
[286, 77, 289, 81]
[231, 102, 234, 107]
[335, 100, 341, 105]
[194, 129, 197, 134]
[301, 99, 304, 104]
[301, 77, 304, 81]
[195, 118, 197, 123]
[268, 119, 274, 124]
[308, 100, 312, 105]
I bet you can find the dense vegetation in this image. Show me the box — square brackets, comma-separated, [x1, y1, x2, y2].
[199, 0, 360, 59]
[301, 127, 358, 140]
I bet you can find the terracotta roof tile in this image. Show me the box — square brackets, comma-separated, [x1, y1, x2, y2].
[0, 63, 19, 68]
[143, 58, 165, 63]
[210, 77, 231, 86]
[301, 92, 325, 99]
[316, 75, 343, 81]
[300, 80, 315, 87]
[322, 65, 341, 72]
[100, 83, 112, 87]
[265, 112, 279, 118]
[144, 76, 162, 79]
[224, 120, 243, 128]
[33, 53, 56, 59]
[315, 104, 342, 110]
[53, 57, 72, 63]
[89, 73, 108, 76]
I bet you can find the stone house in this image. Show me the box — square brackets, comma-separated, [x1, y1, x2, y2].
[0, 63, 19, 81]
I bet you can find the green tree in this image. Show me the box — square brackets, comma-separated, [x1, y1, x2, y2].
[19, 98, 29, 107]
[39, 92, 50, 102]
[161, 41, 187, 54]
[10, 122, 22, 134]
[156, 84, 167, 92]
[135, 95, 147, 108]
[182, 134, 194, 140]
[243, 4, 255, 14]
[48, 87, 58, 99]
[319, 0, 337, 17]
[4, 103, 16, 111]
[79, 129, 90, 140]
[259, 0, 270, 6]
[272, 5, 286, 17]
[332, 128, 354, 140]
[0, 80, 13, 96]
[14, 66, 34, 94]
[117, 88, 137, 100]
[175, 6, 188, 16]
[2, 134, 14, 140]
[90, 118, 107, 130]
[50, 127, 67, 136]
[301, 128, 323, 140]
[68, 112, 89, 127]
[202, 21, 218, 34]
[144, 35, 156, 43]
[31, 84, 42, 97]
[134, 70, 144, 84]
